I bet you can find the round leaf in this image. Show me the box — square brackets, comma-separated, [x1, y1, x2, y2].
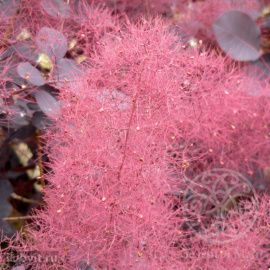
[17, 62, 45, 86]
[34, 90, 60, 118]
[13, 41, 39, 62]
[36, 27, 68, 60]
[213, 10, 261, 61]
[41, 0, 70, 19]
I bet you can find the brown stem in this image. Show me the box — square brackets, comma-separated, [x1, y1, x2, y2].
[10, 192, 41, 205]
[2, 215, 36, 221]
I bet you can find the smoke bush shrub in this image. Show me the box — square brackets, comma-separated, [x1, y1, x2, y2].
[1, 1, 270, 269]
[5, 18, 268, 270]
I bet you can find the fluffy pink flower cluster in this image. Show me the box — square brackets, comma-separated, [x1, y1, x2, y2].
[1, 1, 270, 270]
[17, 18, 270, 269]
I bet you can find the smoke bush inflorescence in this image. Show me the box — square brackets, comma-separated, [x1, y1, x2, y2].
[1, 1, 270, 270]
[14, 19, 270, 270]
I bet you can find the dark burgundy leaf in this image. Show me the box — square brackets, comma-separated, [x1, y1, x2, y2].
[2, 59, 24, 86]
[0, 179, 13, 218]
[14, 99, 34, 117]
[0, 179, 13, 199]
[0, 220, 16, 237]
[5, 69, 25, 87]
[213, 10, 261, 61]
[34, 90, 60, 118]
[9, 104, 30, 127]
[27, 102, 40, 111]
[12, 41, 39, 62]
[32, 111, 51, 130]
[41, 0, 70, 19]
[36, 27, 68, 60]
[17, 62, 45, 86]
[8, 125, 36, 141]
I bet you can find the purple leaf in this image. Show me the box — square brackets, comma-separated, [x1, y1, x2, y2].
[36, 27, 68, 60]
[213, 10, 261, 61]
[2, 60, 26, 86]
[27, 102, 40, 111]
[0, 199, 12, 218]
[13, 41, 39, 62]
[41, 0, 70, 19]
[9, 104, 30, 127]
[6, 68, 26, 87]
[0, 220, 16, 238]
[0, 179, 13, 218]
[34, 90, 60, 118]
[17, 62, 45, 86]
[8, 125, 36, 141]
[0, 179, 13, 199]
[32, 111, 51, 130]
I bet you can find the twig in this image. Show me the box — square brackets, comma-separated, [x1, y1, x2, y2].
[10, 192, 41, 205]
[2, 215, 36, 221]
